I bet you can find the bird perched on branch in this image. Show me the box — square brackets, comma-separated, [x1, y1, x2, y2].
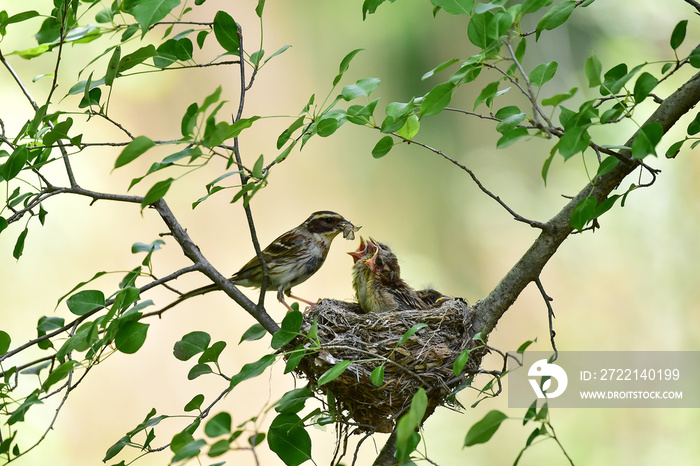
[349, 237, 448, 313]
[163, 211, 360, 313]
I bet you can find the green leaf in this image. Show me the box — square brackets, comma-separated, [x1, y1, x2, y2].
[42, 360, 78, 391]
[132, 0, 181, 34]
[541, 150, 557, 186]
[275, 386, 313, 414]
[494, 105, 522, 120]
[452, 348, 471, 376]
[631, 122, 663, 159]
[395, 388, 427, 463]
[633, 72, 658, 103]
[600, 102, 626, 123]
[284, 345, 307, 374]
[213, 11, 239, 55]
[464, 410, 508, 446]
[396, 114, 420, 140]
[171, 435, 206, 462]
[372, 136, 394, 158]
[496, 127, 529, 148]
[467, 11, 494, 48]
[570, 196, 597, 230]
[208, 438, 232, 457]
[251, 154, 265, 179]
[277, 116, 305, 149]
[536, 1, 575, 41]
[115, 136, 155, 169]
[422, 58, 460, 80]
[397, 323, 428, 345]
[495, 112, 526, 134]
[105, 46, 121, 86]
[690, 45, 700, 68]
[8, 391, 42, 425]
[239, 323, 267, 344]
[529, 61, 558, 87]
[188, 363, 212, 379]
[141, 178, 173, 208]
[420, 82, 455, 118]
[541, 87, 577, 106]
[340, 77, 381, 101]
[174, 331, 211, 361]
[686, 112, 700, 135]
[199, 341, 226, 364]
[431, 0, 475, 15]
[522, 0, 553, 15]
[268, 413, 311, 466]
[670, 20, 687, 50]
[1, 145, 28, 181]
[558, 126, 590, 159]
[592, 194, 621, 219]
[334, 48, 364, 86]
[205, 412, 232, 437]
[595, 156, 619, 179]
[184, 394, 205, 412]
[119, 45, 157, 72]
[474, 81, 499, 109]
[600, 63, 643, 96]
[115, 321, 149, 354]
[103, 436, 130, 462]
[370, 365, 385, 387]
[317, 360, 352, 387]
[271, 310, 303, 349]
[0, 330, 10, 355]
[517, 339, 537, 354]
[229, 354, 276, 390]
[66, 290, 105, 315]
[6, 10, 40, 26]
[665, 139, 684, 159]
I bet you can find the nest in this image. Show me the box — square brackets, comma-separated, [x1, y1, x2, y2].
[290, 298, 486, 433]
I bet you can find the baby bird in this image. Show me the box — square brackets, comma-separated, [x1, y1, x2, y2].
[349, 237, 436, 313]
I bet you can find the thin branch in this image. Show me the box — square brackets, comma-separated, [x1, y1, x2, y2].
[683, 0, 700, 14]
[44, 0, 68, 107]
[535, 278, 558, 361]
[392, 135, 548, 229]
[152, 199, 280, 334]
[0, 265, 198, 368]
[0, 49, 40, 111]
[231, 23, 271, 308]
[503, 40, 554, 131]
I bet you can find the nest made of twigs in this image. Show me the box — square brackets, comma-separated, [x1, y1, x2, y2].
[289, 298, 485, 433]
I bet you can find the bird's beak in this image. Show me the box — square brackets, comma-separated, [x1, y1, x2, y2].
[363, 239, 379, 272]
[347, 236, 367, 263]
[341, 220, 361, 240]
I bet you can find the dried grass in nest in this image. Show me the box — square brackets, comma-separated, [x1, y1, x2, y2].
[290, 297, 486, 433]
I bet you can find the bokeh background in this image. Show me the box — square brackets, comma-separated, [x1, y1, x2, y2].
[1, 0, 699, 464]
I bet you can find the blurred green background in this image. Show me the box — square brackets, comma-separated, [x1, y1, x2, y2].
[1, 0, 699, 464]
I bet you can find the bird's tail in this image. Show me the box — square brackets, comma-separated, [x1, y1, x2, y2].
[157, 283, 221, 315]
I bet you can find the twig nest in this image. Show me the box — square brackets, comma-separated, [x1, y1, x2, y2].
[292, 298, 485, 433]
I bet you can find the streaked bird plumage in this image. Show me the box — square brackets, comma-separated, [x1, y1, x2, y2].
[349, 237, 449, 313]
[162, 211, 359, 313]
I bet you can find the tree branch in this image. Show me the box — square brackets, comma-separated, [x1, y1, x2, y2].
[152, 199, 280, 334]
[473, 71, 700, 336]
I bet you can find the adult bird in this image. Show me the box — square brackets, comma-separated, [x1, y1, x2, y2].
[163, 211, 359, 312]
